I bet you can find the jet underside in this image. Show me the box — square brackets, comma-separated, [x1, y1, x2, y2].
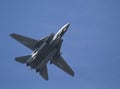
[10, 23, 74, 80]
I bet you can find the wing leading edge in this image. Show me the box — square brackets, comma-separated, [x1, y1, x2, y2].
[52, 56, 74, 76]
[10, 33, 38, 50]
[10, 33, 54, 51]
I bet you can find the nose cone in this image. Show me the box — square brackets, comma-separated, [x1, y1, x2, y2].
[65, 23, 70, 27]
[66, 23, 70, 26]
[53, 23, 71, 40]
[58, 23, 70, 38]
[62, 23, 70, 32]
[65, 23, 70, 28]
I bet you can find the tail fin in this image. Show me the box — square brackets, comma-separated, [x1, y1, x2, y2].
[15, 55, 31, 63]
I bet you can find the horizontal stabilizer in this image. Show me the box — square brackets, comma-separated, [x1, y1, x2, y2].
[10, 33, 38, 50]
[15, 55, 31, 63]
[52, 56, 74, 76]
[38, 65, 48, 80]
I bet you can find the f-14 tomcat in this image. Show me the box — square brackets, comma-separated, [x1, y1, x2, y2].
[10, 23, 74, 80]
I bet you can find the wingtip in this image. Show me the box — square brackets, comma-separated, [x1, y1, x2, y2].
[72, 72, 75, 77]
[9, 33, 15, 37]
[69, 71, 75, 77]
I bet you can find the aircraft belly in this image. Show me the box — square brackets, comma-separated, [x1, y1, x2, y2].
[34, 42, 57, 66]
[36, 49, 57, 70]
[30, 43, 49, 68]
[35, 34, 64, 70]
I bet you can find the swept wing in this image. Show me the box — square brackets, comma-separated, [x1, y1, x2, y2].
[10, 33, 52, 50]
[10, 33, 38, 50]
[52, 56, 74, 76]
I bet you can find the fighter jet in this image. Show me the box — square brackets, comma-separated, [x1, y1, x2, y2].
[10, 23, 74, 80]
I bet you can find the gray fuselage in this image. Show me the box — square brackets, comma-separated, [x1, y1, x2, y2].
[27, 34, 63, 69]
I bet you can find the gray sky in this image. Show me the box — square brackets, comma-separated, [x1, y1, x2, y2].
[0, 0, 120, 89]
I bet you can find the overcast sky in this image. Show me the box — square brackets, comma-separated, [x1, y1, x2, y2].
[0, 0, 120, 89]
